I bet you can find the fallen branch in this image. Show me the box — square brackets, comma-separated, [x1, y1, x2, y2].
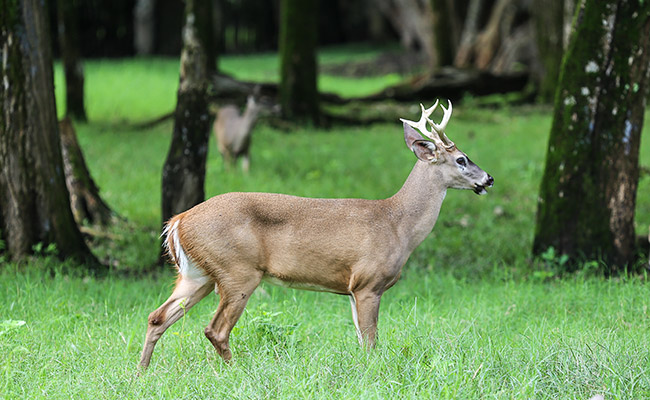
[131, 111, 174, 130]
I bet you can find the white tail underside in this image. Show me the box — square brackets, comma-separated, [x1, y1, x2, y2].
[163, 220, 210, 285]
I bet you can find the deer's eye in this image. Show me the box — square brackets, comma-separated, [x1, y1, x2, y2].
[456, 157, 467, 167]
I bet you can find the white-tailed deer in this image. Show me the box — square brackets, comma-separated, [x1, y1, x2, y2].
[139, 100, 493, 369]
[214, 95, 261, 172]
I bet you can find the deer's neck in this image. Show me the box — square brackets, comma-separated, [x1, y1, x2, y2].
[240, 108, 259, 132]
[388, 160, 447, 252]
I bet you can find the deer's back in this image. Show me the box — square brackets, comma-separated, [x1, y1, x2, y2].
[175, 192, 405, 293]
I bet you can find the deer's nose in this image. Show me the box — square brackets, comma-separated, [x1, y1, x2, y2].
[486, 175, 494, 187]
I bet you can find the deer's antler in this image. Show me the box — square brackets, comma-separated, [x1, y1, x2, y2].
[400, 100, 455, 150]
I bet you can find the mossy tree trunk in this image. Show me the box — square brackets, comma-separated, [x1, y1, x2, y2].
[57, 0, 87, 121]
[0, 0, 98, 267]
[533, 0, 650, 271]
[161, 0, 211, 226]
[279, 0, 320, 124]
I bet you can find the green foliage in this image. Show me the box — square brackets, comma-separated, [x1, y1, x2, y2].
[31, 242, 58, 257]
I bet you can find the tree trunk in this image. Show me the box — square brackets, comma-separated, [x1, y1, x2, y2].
[161, 0, 211, 226]
[0, 0, 98, 267]
[57, 0, 87, 121]
[195, 0, 217, 74]
[531, 0, 572, 102]
[454, 0, 487, 67]
[474, 0, 515, 69]
[563, 0, 576, 48]
[378, 0, 437, 68]
[134, 0, 155, 56]
[154, 0, 184, 55]
[59, 118, 114, 226]
[279, 0, 320, 123]
[431, 0, 455, 66]
[533, 0, 650, 271]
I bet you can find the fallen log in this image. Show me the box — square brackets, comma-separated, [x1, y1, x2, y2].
[357, 67, 530, 103]
[134, 68, 531, 129]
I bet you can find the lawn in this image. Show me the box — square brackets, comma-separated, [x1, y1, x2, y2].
[2, 45, 650, 399]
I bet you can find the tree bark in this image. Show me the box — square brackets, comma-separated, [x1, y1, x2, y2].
[431, 0, 455, 66]
[59, 118, 114, 226]
[531, 0, 573, 102]
[454, 0, 487, 67]
[195, 0, 217, 74]
[279, 0, 320, 123]
[474, 0, 515, 69]
[533, 0, 650, 271]
[378, 0, 437, 68]
[134, 0, 155, 56]
[56, 0, 87, 121]
[161, 0, 211, 226]
[531, 0, 564, 102]
[0, 0, 98, 267]
[154, 0, 184, 55]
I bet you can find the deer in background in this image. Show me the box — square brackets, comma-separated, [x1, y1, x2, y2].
[214, 95, 262, 172]
[139, 100, 494, 369]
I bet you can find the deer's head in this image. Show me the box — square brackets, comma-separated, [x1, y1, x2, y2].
[401, 100, 493, 195]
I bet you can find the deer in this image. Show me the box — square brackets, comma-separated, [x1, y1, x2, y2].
[214, 95, 262, 172]
[139, 100, 494, 369]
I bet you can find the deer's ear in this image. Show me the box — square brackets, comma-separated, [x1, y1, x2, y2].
[403, 123, 421, 148]
[411, 140, 438, 162]
[404, 122, 438, 162]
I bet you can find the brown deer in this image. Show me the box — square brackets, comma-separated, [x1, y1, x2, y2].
[214, 95, 262, 172]
[139, 100, 493, 369]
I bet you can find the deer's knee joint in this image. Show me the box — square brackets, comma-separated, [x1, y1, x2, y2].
[148, 308, 167, 326]
[205, 327, 228, 344]
[204, 326, 214, 340]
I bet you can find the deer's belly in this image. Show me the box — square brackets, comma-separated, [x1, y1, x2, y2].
[261, 273, 348, 295]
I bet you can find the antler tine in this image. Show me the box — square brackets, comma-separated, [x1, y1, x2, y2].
[400, 100, 446, 146]
[426, 99, 455, 149]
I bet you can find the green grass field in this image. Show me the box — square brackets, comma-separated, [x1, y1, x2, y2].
[2, 46, 650, 399]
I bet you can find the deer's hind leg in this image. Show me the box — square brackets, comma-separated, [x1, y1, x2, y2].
[204, 269, 263, 361]
[139, 275, 214, 369]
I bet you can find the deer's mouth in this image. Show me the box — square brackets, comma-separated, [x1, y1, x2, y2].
[473, 184, 488, 195]
[473, 175, 493, 195]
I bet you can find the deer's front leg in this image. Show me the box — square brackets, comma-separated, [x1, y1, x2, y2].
[351, 290, 382, 349]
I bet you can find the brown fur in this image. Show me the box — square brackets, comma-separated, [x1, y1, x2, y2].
[139, 114, 493, 370]
[214, 96, 261, 172]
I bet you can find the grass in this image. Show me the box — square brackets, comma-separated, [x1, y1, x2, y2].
[2, 264, 649, 399]
[3, 44, 650, 398]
